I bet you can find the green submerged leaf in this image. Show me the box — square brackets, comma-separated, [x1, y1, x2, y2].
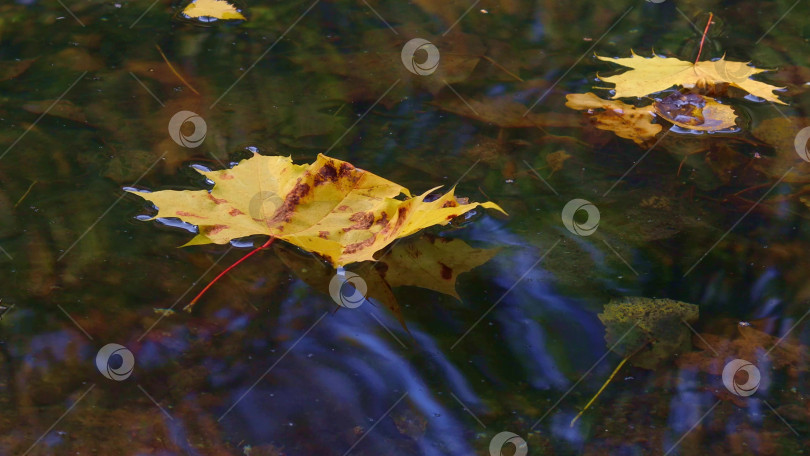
[599, 297, 699, 369]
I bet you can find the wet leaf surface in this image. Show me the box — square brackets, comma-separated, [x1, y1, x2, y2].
[130, 153, 504, 266]
[596, 52, 786, 104]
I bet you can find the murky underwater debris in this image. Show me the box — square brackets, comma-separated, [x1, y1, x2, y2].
[571, 297, 699, 426]
[677, 323, 810, 381]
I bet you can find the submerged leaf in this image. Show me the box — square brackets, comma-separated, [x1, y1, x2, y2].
[436, 96, 581, 128]
[275, 235, 499, 329]
[376, 234, 499, 299]
[129, 154, 505, 267]
[599, 297, 699, 369]
[596, 52, 785, 104]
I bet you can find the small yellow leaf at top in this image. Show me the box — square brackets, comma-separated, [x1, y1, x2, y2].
[596, 51, 785, 105]
[182, 0, 246, 21]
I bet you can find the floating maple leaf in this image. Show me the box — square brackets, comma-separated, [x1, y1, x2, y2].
[129, 154, 505, 267]
[596, 51, 786, 104]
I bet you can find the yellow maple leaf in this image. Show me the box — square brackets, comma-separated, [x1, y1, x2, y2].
[129, 154, 505, 267]
[181, 0, 246, 21]
[596, 51, 785, 104]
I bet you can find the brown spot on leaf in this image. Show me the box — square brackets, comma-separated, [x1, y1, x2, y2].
[314, 163, 338, 186]
[208, 193, 227, 204]
[319, 231, 329, 239]
[441, 200, 458, 208]
[228, 208, 244, 216]
[439, 262, 452, 280]
[374, 261, 388, 278]
[392, 206, 409, 233]
[338, 205, 350, 211]
[176, 211, 206, 218]
[204, 224, 228, 235]
[314, 161, 359, 188]
[343, 211, 374, 232]
[375, 212, 389, 226]
[220, 174, 234, 180]
[425, 233, 450, 244]
[338, 162, 354, 177]
[315, 163, 337, 185]
[270, 179, 311, 224]
[345, 234, 376, 254]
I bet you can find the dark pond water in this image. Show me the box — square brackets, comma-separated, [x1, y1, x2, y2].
[1, 0, 810, 455]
